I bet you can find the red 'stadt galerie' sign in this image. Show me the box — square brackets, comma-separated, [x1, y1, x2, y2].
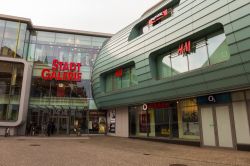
[41, 59, 82, 81]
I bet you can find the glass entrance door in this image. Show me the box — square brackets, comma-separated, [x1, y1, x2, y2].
[58, 116, 69, 135]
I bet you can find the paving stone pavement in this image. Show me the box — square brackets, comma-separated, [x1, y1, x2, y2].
[0, 136, 249, 166]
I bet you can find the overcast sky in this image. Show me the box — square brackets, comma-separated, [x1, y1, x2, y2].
[0, 0, 160, 34]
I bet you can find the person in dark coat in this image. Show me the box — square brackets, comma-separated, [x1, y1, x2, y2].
[51, 121, 55, 135]
[47, 121, 52, 137]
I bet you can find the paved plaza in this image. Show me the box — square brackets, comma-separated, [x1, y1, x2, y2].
[0, 136, 250, 166]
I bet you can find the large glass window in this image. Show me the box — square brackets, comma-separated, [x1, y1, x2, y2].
[188, 40, 208, 70]
[207, 32, 230, 65]
[105, 66, 137, 92]
[36, 31, 55, 45]
[129, 102, 179, 138]
[178, 99, 200, 139]
[16, 23, 27, 58]
[1, 21, 19, 58]
[158, 54, 171, 79]
[157, 31, 230, 79]
[105, 74, 113, 92]
[75, 35, 91, 47]
[55, 33, 74, 46]
[0, 20, 5, 47]
[0, 61, 24, 121]
[171, 52, 188, 76]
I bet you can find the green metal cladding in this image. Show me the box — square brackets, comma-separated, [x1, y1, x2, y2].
[92, 0, 250, 108]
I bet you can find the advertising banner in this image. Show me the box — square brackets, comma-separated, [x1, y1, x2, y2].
[108, 110, 116, 133]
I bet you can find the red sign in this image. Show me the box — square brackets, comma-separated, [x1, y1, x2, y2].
[115, 69, 123, 77]
[178, 40, 191, 55]
[41, 59, 82, 81]
[147, 102, 170, 110]
[148, 9, 168, 25]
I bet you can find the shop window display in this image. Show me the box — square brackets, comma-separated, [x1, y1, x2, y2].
[129, 102, 178, 138]
[178, 99, 200, 140]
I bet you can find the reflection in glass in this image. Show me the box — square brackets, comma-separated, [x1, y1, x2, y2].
[122, 68, 130, 88]
[1, 21, 19, 58]
[16, 23, 27, 57]
[35, 44, 54, 63]
[188, 42, 208, 70]
[75, 35, 91, 47]
[171, 52, 188, 75]
[55, 33, 74, 46]
[158, 54, 171, 79]
[105, 74, 113, 92]
[157, 31, 230, 79]
[36, 31, 55, 44]
[0, 20, 5, 47]
[207, 33, 230, 65]
[0, 61, 24, 121]
[178, 99, 200, 139]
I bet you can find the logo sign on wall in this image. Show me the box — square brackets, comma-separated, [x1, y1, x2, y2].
[178, 40, 191, 56]
[142, 102, 169, 110]
[41, 59, 82, 81]
[197, 93, 231, 105]
[148, 9, 168, 26]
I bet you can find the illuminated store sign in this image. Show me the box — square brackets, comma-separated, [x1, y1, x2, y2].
[115, 68, 123, 77]
[143, 102, 170, 110]
[41, 59, 82, 81]
[178, 40, 191, 55]
[197, 93, 231, 105]
[148, 9, 168, 26]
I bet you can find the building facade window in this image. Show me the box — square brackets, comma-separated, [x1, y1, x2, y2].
[105, 66, 138, 92]
[128, 0, 180, 41]
[129, 99, 200, 140]
[177, 99, 200, 140]
[0, 20, 28, 59]
[157, 31, 230, 79]
[0, 61, 24, 121]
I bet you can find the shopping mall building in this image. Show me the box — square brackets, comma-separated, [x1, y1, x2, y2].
[0, 14, 112, 136]
[92, 0, 250, 150]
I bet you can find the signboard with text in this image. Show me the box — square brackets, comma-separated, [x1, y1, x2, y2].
[41, 59, 82, 81]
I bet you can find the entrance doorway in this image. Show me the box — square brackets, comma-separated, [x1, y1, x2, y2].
[200, 105, 236, 148]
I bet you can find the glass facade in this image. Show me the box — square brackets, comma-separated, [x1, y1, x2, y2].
[129, 99, 200, 140]
[157, 31, 230, 79]
[0, 61, 24, 121]
[105, 66, 138, 92]
[0, 16, 110, 136]
[0, 20, 28, 59]
[26, 30, 109, 135]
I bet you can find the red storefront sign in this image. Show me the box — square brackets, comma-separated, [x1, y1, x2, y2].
[147, 102, 170, 110]
[178, 40, 191, 55]
[115, 68, 123, 77]
[41, 59, 82, 81]
[148, 9, 168, 25]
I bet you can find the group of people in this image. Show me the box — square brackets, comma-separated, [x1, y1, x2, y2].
[27, 121, 56, 136]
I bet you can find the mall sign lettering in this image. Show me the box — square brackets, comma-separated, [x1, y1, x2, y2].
[41, 59, 82, 81]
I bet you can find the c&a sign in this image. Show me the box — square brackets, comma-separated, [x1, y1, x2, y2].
[41, 59, 82, 81]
